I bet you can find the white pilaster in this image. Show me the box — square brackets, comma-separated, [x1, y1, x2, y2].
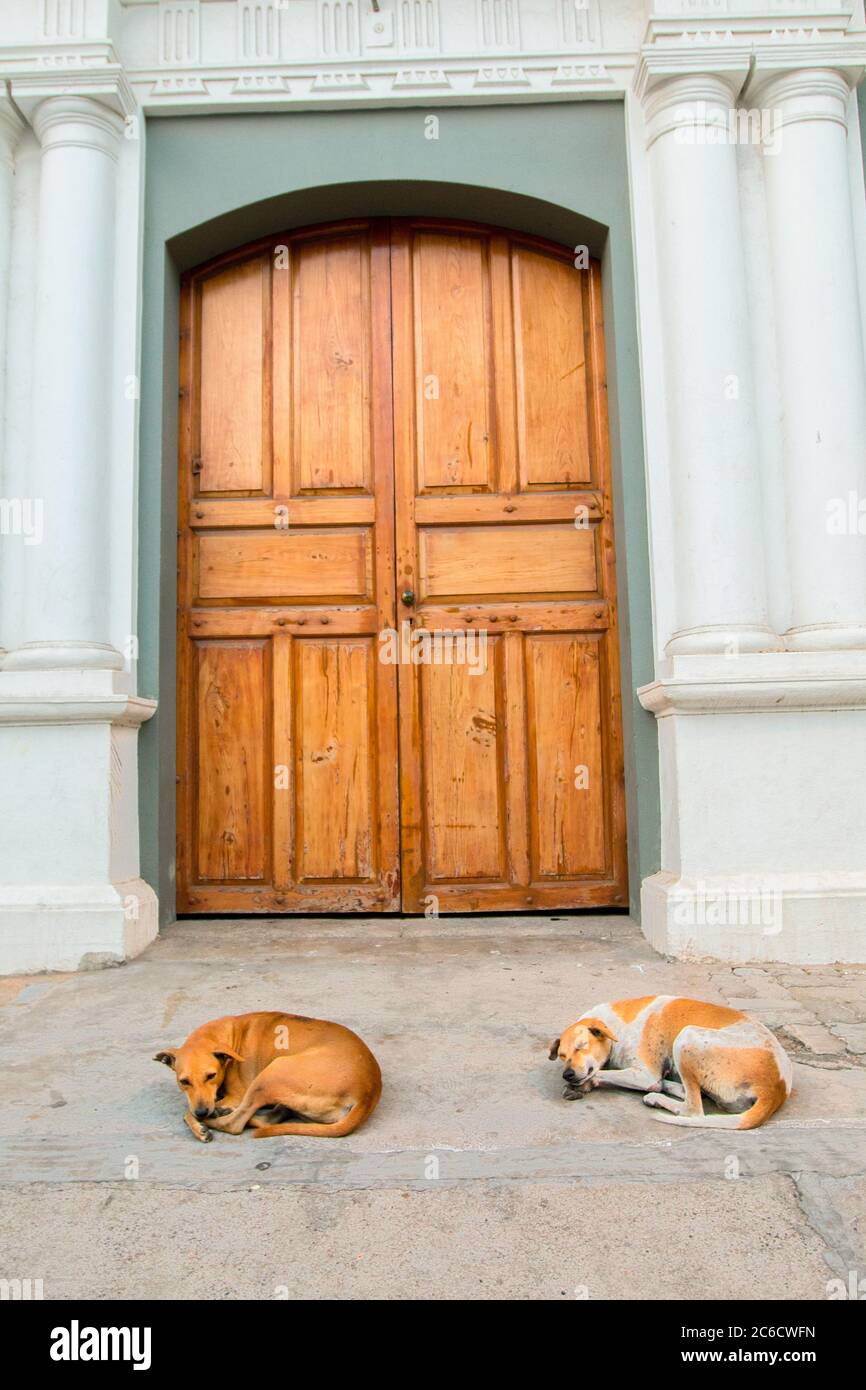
[639, 67, 781, 656]
[633, 26, 866, 964]
[6, 95, 125, 673]
[0, 91, 24, 662]
[751, 65, 866, 651]
[0, 74, 157, 975]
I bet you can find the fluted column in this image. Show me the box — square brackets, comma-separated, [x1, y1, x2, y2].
[6, 95, 124, 672]
[644, 74, 780, 655]
[753, 67, 866, 650]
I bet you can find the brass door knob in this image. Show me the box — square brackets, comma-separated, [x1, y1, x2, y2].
[401, 589, 416, 606]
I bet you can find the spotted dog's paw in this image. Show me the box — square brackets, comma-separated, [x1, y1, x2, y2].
[642, 1092, 664, 1108]
[562, 1080, 595, 1100]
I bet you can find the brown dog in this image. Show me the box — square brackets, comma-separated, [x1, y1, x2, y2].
[154, 1011, 381, 1143]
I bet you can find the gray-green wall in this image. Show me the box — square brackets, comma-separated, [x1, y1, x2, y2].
[138, 101, 659, 922]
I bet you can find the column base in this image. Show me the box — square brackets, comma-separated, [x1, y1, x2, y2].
[0, 667, 157, 976]
[785, 623, 866, 652]
[0, 879, 158, 975]
[638, 652, 866, 964]
[665, 624, 783, 656]
[642, 871, 866, 965]
[2, 640, 124, 672]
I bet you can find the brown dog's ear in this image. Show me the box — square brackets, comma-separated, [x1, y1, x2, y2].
[214, 1048, 244, 1064]
[547, 1038, 561, 1061]
[153, 1049, 177, 1070]
[586, 1019, 617, 1043]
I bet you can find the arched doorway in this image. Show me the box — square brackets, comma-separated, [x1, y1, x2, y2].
[176, 217, 627, 914]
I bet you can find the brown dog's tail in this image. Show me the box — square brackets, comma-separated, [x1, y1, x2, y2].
[252, 1080, 381, 1139]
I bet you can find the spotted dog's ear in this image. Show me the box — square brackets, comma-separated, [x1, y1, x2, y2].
[585, 1019, 617, 1043]
[153, 1049, 177, 1070]
[547, 1038, 561, 1062]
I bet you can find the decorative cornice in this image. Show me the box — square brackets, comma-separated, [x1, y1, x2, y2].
[7, 54, 138, 124]
[127, 55, 630, 113]
[638, 652, 866, 716]
[1, 6, 862, 118]
[634, 43, 753, 103]
[635, 13, 866, 107]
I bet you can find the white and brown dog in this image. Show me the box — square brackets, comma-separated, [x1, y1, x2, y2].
[549, 995, 792, 1129]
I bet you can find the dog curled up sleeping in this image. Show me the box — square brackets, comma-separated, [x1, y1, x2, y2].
[549, 995, 792, 1130]
[154, 1011, 381, 1143]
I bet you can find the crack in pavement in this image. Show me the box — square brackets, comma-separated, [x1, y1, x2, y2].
[790, 1171, 865, 1284]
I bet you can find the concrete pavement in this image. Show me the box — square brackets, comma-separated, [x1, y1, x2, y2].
[0, 915, 864, 1300]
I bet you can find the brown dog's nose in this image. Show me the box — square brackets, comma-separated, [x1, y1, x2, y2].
[563, 1068, 576, 1082]
[194, 1106, 209, 1119]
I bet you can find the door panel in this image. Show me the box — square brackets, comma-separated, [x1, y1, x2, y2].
[294, 637, 376, 882]
[421, 642, 506, 883]
[293, 234, 372, 492]
[413, 233, 493, 490]
[193, 640, 269, 884]
[512, 245, 593, 487]
[177, 218, 626, 916]
[198, 258, 270, 494]
[392, 219, 627, 912]
[177, 223, 399, 913]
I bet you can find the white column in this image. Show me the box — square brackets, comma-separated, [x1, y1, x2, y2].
[644, 74, 781, 655]
[5, 96, 124, 672]
[0, 94, 24, 661]
[0, 86, 157, 975]
[754, 68, 866, 651]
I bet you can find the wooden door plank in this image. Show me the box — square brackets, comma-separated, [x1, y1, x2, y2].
[391, 220, 427, 911]
[503, 631, 530, 888]
[272, 632, 293, 891]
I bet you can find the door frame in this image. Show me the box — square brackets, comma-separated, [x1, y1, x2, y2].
[139, 105, 658, 927]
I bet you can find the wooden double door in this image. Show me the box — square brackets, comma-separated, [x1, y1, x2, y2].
[177, 218, 626, 915]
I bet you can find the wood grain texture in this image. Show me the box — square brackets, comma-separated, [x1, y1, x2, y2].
[414, 233, 492, 491]
[197, 529, 370, 602]
[513, 245, 592, 489]
[178, 219, 626, 915]
[194, 641, 269, 883]
[419, 523, 597, 599]
[294, 234, 371, 493]
[526, 635, 605, 878]
[295, 639, 374, 881]
[421, 643, 505, 882]
[198, 258, 270, 494]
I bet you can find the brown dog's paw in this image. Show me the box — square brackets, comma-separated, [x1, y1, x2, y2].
[214, 1107, 233, 1117]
